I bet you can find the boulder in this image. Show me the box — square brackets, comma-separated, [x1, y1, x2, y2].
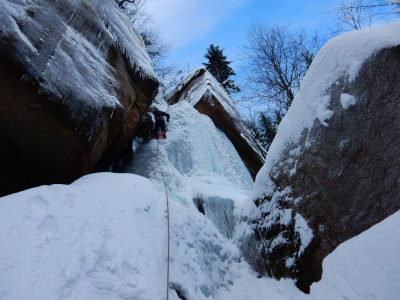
[166, 67, 267, 178]
[240, 22, 400, 293]
[0, 0, 159, 196]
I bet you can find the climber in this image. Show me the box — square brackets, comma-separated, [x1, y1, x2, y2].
[152, 108, 170, 139]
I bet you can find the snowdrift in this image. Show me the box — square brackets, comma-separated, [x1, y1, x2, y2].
[1, 173, 399, 300]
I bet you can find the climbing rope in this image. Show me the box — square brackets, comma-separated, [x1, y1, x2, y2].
[156, 138, 170, 300]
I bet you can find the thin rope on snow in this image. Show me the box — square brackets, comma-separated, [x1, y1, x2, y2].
[156, 138, 170, 300]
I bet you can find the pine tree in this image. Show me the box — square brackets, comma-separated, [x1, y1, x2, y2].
[255, 111, 283, 151]
[202, 44, 240, 94]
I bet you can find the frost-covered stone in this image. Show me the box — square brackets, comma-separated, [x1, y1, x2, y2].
[239, 21, 400, 293]
[0, 0, 159, 196]
[166, 67, 267, 178]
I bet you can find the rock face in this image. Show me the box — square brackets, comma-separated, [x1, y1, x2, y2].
[0, 0, 159, 196]
[240, 23, 400, 293]
[166, 68, 267, 178]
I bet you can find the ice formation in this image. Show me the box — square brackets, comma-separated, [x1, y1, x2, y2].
[131, 102, 254, 192]
[130, 101, 253, 243]
[0, 0, 157, 137]
[166, 67, 267, 168]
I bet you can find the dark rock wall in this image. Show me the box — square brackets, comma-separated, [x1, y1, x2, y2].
[0, 1, 159, 196]
[245, 46, 400, 293]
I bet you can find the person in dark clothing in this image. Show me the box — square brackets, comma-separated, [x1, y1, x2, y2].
[152, 108, 170, 139]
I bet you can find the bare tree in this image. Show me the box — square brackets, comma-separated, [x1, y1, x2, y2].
[115, 0, 184, 92]
[116, 0, 152, 33]
[240, 22, 322, 114]
[115, 0, 172, 62]
[329, 0, 400, 35]
[114, 0, 136, 9]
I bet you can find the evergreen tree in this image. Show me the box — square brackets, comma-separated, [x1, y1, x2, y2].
[202, 44, 240, 94]
[254, 111, 283, 151]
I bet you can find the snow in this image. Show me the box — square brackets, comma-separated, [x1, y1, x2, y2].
[1, 171, 399, 300]
[0, 0, 157, 137]
[340, 93, 357, 109]
[251, 21, 400, 201]
[0, 173, 168, 300]
[294, 214, 313, 256]
[316, 95, 334, 126]
[309, 210, 400, 300]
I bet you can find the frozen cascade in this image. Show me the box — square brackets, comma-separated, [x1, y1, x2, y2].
[194, 195, 235, 239]
[135, 102, 253, 191]
[127, 101, 253, 239]
[118, 101, 256, 298]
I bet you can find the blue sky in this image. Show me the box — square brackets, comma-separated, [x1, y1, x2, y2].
[146, 0, 340, 73]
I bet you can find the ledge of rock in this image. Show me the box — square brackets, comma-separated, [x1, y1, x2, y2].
[0, 0, 159, 196]
[166, 67, 267, 178]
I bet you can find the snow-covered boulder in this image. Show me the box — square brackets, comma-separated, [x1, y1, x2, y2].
[166, 67, 267, 178]
[240, 21, 400, 293]
[0, 0, 159, 196]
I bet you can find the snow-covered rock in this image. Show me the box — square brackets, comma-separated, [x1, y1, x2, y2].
[239, 21, 400, 292]
[165, 67, 267, 178]
[0, 0, 159, 196]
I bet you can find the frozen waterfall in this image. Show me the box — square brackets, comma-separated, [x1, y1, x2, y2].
[126, 101, 253, 240]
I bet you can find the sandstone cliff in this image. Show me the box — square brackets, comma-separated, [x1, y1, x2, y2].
[0, 0, 159, 196]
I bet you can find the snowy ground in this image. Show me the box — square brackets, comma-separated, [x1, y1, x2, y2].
[1, 101, 399, 300]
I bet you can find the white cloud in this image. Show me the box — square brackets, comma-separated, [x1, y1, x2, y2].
[146, 0, 248, 47]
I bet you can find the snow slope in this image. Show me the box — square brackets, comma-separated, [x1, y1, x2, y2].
[1, 174, 399, 300]
[0, 173, 168, 300]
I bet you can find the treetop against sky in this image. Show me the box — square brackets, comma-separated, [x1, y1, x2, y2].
[146, 0, 339, 71]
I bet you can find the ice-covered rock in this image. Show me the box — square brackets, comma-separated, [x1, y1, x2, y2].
[166, 67, 267, 178]
[239, 21, 400, 292]
[0, 0, 159, 196]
